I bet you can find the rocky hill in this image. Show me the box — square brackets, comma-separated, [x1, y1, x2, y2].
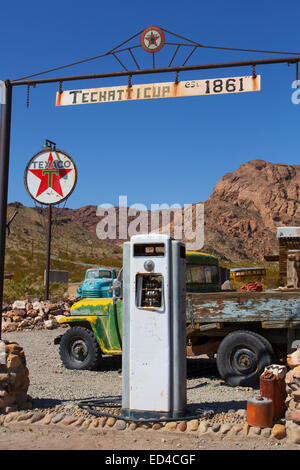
[5, 202, 122, 283]
[6, 159, 300, 275]
[51, 160, 300, 264]
[204, 159, 300, 262]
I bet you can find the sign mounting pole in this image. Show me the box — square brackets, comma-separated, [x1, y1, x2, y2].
[43, 139, 55, 301]
[45, 203, 52, 300]
[0, 80, 12, 339]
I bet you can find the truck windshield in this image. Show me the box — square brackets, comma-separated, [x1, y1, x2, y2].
[186, 265, 219, 284]
[86, 270, 111, 280]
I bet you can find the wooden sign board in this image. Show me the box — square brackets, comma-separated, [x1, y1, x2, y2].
[56, 75, 261, 106]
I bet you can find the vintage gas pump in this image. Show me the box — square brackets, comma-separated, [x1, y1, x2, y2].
[121, 233, 187, 420]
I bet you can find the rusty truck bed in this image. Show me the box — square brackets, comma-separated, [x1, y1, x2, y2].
[186, 289, 300, 330]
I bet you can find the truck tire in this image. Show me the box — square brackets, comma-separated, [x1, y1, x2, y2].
[59, 326, 102, 370]
[216, 330, 274, 387]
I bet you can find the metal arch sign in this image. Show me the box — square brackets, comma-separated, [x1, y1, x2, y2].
[24, 149, 77, 205]
[140, 26, 165, 53]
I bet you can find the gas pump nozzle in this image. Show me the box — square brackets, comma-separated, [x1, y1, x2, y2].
[108, 269, 123, 299]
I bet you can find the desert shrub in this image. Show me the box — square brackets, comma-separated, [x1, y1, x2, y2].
[48, 282, 68, 301]
[3, 276, 68, 304]
[3, 276, 44, 304]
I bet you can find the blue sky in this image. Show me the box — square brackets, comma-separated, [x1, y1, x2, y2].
[1, 1, 300, 209]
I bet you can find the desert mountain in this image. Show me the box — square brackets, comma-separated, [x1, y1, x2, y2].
[51, 160, 300, 263]
[203, 159, 300, 262]
[6, 159, 300, 278]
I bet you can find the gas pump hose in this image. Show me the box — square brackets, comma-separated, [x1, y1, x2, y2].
[77, 396, 214, 423]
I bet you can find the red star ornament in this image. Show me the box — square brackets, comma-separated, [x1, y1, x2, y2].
[29, 152, 72, 198]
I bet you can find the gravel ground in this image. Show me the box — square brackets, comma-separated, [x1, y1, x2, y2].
[3, 327, 256, 417]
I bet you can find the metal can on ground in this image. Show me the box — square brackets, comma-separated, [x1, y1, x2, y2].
[247, 395, 273, 428]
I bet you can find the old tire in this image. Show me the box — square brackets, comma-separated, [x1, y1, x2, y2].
[216, 330, 274, 387]
[59, 326, 102, 370]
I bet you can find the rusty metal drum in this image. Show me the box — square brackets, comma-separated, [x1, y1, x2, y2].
[247, 395, 273, 428]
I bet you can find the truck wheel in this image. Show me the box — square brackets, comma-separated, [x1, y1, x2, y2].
[216, 330, 274, 387]
[59, 326, 102, 370]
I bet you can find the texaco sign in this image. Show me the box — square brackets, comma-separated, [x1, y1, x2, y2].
[24, 149, 77, 205]
[140, 26, 165, 53]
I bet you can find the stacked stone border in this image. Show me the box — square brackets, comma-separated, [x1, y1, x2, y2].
[2, 299, 74, 333]
[0, 405, 299, 444]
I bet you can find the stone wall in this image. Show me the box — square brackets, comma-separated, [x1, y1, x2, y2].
[1, 299, 74, 332]
[0, 340, 32, 414]
[285, 346, 300, 424]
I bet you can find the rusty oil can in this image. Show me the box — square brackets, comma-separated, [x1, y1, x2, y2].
[260, 365, 287, 420]
[247, 395, 273, 428]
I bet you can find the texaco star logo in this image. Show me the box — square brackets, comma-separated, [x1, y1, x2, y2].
[25, 149, 77, 205]
[141, 26, 165, 53]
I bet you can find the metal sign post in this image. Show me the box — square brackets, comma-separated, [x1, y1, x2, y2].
[0, 81, 12, 339]
[45, 204, 52, 300]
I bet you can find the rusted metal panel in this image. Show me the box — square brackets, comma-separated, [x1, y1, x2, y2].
[56, 75, 261, 106]
[199, 323, 218, 331]
[186, 341, 220, 357]
[187, 291, 300, 327]
[262, 321, 300, 328]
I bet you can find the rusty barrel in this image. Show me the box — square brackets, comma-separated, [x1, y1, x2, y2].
[260, 365, 287, 420]
[247, 395, 273, 428]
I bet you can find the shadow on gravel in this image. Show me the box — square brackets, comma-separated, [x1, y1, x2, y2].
[187, 356, 218, 379]
[198, 400, 248, 414]
[97, 355, 219, 377]
[32, 395, 123, 410]
[98, 355, 122, 371]
[32, 398, 64, 409]
[185, 400, 248, 415]
[32, 396, 248, 416]
[97, 355, 218, 377]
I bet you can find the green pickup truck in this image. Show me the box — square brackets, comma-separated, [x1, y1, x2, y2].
[56, 251, 300, 386]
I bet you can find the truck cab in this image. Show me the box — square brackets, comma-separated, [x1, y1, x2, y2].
[186, 251, 221, 293]
[76, 267, 117, 299]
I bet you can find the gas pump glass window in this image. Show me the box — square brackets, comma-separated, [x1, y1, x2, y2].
[133, 243, 165, 257]
[136, 274, 163, 309]
[187, 265, 219, 284]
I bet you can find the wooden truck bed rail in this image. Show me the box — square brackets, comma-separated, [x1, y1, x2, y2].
[186, 290, 300, 329]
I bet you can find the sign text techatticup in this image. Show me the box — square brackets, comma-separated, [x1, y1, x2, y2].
[56, 75, 261, 106]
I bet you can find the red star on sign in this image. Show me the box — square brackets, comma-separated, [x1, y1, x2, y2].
[29, 152, 72, 198]
[146, 32, 159, 47]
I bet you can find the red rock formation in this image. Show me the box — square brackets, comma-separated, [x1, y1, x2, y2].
[50, 160, 300, 263]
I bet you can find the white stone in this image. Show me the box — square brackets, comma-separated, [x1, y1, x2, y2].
[12, 300, 27, 310]
[32, 301, 42, 310]
[220, 423, 232, 434]
[44, 320, 54, 329]
[33, 316, 43, 324]
[199, 421, 209, 433]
